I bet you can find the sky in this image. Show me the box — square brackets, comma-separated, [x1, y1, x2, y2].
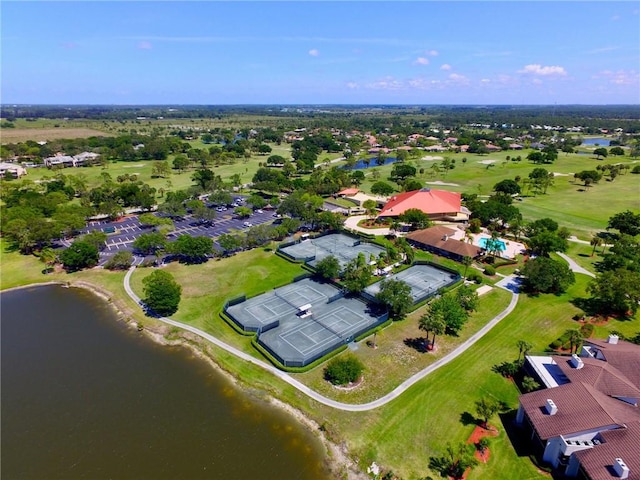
[2, 1, 639, 105]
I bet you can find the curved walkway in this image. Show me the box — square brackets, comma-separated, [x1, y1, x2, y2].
[344, 215, 391, 236]
[556, 252, 596, 278]
[124, 267, 518, 412]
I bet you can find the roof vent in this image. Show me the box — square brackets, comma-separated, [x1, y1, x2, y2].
[608, 334, 619, 345]
[613, 458, 629, 479]
[570, 354, 584, 369]
[545, 399, 558, 415]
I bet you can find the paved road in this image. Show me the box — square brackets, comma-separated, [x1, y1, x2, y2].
[344, 215, 391, 236]
[124, 267, 519, 412]
[556, 252, 596, 278]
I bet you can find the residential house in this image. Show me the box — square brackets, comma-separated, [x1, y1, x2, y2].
[517, 336, 640, 478]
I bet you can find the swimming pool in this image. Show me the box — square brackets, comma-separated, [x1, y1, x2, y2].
[478, 237, 506, 251]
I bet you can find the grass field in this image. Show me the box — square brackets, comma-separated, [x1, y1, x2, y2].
[2, 237, 639, 479]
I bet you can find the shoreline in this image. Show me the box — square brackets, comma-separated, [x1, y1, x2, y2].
[1, 279, 366, 480]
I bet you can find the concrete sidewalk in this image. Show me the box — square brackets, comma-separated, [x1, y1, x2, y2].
[343, 215, 391, 236]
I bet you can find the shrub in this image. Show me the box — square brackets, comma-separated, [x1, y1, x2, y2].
[467, 271, 483, 284]
[483, 264, 496, 276]
[324, 354, 364, 386]
[632, 165, 640, 174]
[579, 323, 594, 338]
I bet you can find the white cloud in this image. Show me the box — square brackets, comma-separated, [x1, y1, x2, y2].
[448, 73, 469, 84]
[137, 41, 153, 50]
[426, 49, 439, 56]
[480, 78, 490, 83]
[594, 69, 640, 85]
[308, 49, 320, 57]
[440, 64, 452, 71]
[518, 64, 567, 76]
[413, 57, 429, 66]
[346, 82, 360, 89]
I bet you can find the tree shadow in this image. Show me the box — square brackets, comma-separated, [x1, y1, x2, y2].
[570, 297, 600, 316]
[460, 411, 478, 427]
[403, 337, 427, 353]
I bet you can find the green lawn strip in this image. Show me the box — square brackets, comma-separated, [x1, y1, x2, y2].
[552, 242, 601, 275]
[128, 250, 307, 352]
[321, 278, 593, 479]
[0, 238, 54, 289]
[294, 287, 512, 404]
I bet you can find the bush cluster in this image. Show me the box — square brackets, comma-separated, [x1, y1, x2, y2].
[323, 355, 364, 386]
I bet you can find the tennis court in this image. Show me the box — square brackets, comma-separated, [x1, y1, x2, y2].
[279, 233, 385, 268]
[225, 277, 388, 367]
[364, 264, 460, 304]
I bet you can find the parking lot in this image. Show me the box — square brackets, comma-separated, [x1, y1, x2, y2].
[80, 196, 279, 264]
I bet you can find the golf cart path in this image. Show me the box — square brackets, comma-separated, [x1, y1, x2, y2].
[556, 252, 596, 278]
[124, 267, 519, 412]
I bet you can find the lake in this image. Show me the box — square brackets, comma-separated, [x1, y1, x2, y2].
[1, 285, 331, 480]
[581, 137, 611, 146]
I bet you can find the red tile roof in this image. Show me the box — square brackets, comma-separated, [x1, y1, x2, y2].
[337, 188, 360, 196]
[552, 355, 640, 401]
[406, 226, 482, 258]
[584, 339, 640, 390]
[378, 188, 461, 217]
[519, 382, 640, 441]
[574, 421, 640, 480]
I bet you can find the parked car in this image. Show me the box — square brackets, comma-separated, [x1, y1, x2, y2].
[243, 221, 253, 227]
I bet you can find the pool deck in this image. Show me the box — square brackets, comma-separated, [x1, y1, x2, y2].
[444, 228, 526, 259]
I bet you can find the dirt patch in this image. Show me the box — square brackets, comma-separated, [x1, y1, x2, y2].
[466, 424, 499, 465]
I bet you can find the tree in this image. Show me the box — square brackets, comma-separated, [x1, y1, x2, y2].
[247, 194, 267, 210]
[593, 147, 608, 159]
[375, 278, 413, 320]
[142, 269, 182, 316]
[527, 230, 568, 257]
[429, 443, 479, 480]
[192, 205, 216, 224]
[314, 255, 341, 280]
[461, 256, 473, 279]
[429, 293, 469, 335]
[607, 210, 640, 237]
[399, 208, 431, 230]
[522, 256, 575, 294]
[474, 397, 499, 429]
[590, 235, 603, 257]
[609, 146, 625, 156]
[521, 376, 540, 393]
[456, 284, 479, 312]
[60, 240, 99, 272]
[363, 199, 378, 221]
[38, 246, 58, 272]
[588, 268, 640, 317]
[104, 250, 133, 270]
[575, 170, 603, 187]
[172, 155, 190, 172]
[370, 181, 395, 196]
[133, 232, 167, 255]
[493, 179, 521, 195]
[419, 309, 446, 350]
[151, 161, 170, 178]
[390, 163, 417, 183]
[516, 339, 533, 363]
[169, 234, 213, 263]
[80, 230, 108, 251]
[234, 206, 253, 218]
[323, 354, 364, 386]
[341, 254, 372, 294]
[217, 233, 243, 255]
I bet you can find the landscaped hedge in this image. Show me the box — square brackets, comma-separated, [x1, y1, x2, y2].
[483, 264, 496, 276]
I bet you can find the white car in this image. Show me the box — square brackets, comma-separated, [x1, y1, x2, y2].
[243, 221, 253, 227]
[256, 209, 264, 214]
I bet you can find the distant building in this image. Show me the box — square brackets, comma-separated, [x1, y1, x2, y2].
[406, 226, 482, 261]
[0, 162, 27, 178]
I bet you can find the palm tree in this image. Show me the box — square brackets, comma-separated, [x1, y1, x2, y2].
[462, 256, 473, 279]
[590, 235, 603, 256]
[568, 330, 582, 354]
[516, 339, 533, 363]
[38, 247, 57, 273]
[363, 199, 378, 222]
[419, 311, 445, 350]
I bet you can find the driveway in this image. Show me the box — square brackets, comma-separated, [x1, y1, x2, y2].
[344, 215, 391, 236]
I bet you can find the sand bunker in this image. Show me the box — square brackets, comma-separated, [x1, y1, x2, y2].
[421, 156, 444, 161]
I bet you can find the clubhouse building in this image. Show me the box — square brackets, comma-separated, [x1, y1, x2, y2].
[377, 188, 469, 222]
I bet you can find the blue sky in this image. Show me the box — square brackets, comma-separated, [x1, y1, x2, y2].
[2, 1, 639, 105]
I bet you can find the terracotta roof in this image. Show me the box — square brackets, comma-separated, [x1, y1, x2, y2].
[337, 188, 360, 196]
[552, 355, 640, 402]
[574, 421, 640, 480]
[519, 382, 640, 441]
[378, 188, 461, 217]
[406, 226, 482, 258]
[584, 339, 640, 390]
